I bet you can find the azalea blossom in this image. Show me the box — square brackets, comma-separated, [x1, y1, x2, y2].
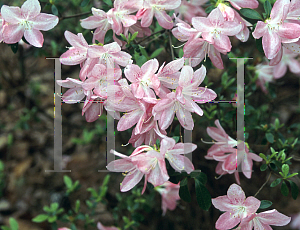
[136, 0, 181, 29]
[255, 62, 275, 94]
[155, 181, 180, 216]
[252, 0, 300, 60]
[107, 145, 169, 193]
[238, 209, 291, 229]
[107, 0, 143, 35]
[153, 65, 217, 130]
[56, 78, 86, 104]
[270, 47, 300, 79]
[212, 184, 261, 230]
[1, 0, 58, 47]
[80, 7, 112, 44]
[227, 0, 258, 10]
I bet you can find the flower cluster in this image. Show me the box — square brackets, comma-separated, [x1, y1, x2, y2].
[213, 184, 291, 230]
[204, 120, 262, 184]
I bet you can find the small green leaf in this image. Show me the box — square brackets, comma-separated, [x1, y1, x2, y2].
[103, 0, 113, 7]
[130, 32, 138, 41]
[281, 181, 289, 196]
[136, 55, 147, 67]
[265, 133, 274, 143]
[9, 218, 19, 230]
[270, 178, 282, 187]
[81, 0, 90, 7]
[240, 8, 263, 20]
[70, 223, 77, 230]
[260, 164, 268, 171]
[288, 180, 299, 200]
[286, 173, 299, 179]
[274, 118, 280, 130]
[263, 0, 272, 19]
[179, 48, 184, 58]
[47, 215, 57, 223]
[259, 153, 267, 161]
[120, 34, 127, 42]
[64, 175, 73, 189]
[172, 136, 180, 143]
[51, 4, 58, 16]
[282, 164, 289, 177]
[32, 214, 49, 223]
[50, 202, 59, 211]
[102, 174, 110, 187]
[195, 179, 211, 211]
[195, 172, 207, 185]
[291, 138, 298, 148]
[179, 178, 191, 203]
[259, 200, 272, 209]
[75, 200, 80, 213]
[150, 48, 164, 59]
[1, 226, 11, 230]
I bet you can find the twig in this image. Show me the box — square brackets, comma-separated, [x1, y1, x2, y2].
[59, 11, 91, 20]
[254, 172, 272, 197]
[168, 31, 175, 60]
[137, 29, 166, 45]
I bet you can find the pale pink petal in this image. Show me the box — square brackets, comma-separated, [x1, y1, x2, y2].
[252, 21, 267, 39]
[2, 24, 24, 44]
[288, 59, 300, 74]
[154, 10, 174, 29]
[31, 13, 58, 31]
[269, 46, 283, 67]
[219, 21, 242, 36]
[176, 105, 194, 130]
[60, 47, 87, 65]
[120, 169, 144, 192]
[244, 196, 261, 214]
[214, 33, 232, 52]
[278, 23, 300, 39]
[209, 45, 224, 69]
[215, 211, 241, 230]
[1, 6, 23, 23]
[270, 0, 290, 23]
[257, 209, 291, 226]
[178, 66, 194, 87]
[212, 196, 236, 211]
[121, 15, 137, 28]
[262, 31, 281, 59]
[85, 103, 103, 122]
[192, 17, 212, 32]
[21, 0, 41, 19]
[106, 159, 135, 172]
[229, 0, 258, 9]
[24, 29, 43, 47]
[227, 184, 245, 202]
[117, 110, 144, 131]
[140, 8, 154, 27]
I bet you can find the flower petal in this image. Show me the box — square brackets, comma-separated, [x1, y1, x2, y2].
[1, 6, 22, 24]
[31, 13, 58, 31]
[24, 29, 43, 47]
[21, 0, 41, 19]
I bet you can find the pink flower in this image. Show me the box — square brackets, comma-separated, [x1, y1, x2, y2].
[56, 78, 86, 104]
[238, 209, 291, 229]
[291, 212, 300, 229]
[155, 181, 180, 216]
[1, 0, 58, 47]
[107, 0, 142, 35]
[80, 7, 112, 44]
[174, 0, 207, 24]
[136, 0, 181, 29]
[286, 0, 300, 21]
[212, 184, 261, 230]
[153, 65, 217, 130]
[161, 137, 195, 173]
[58, 228, 70, 230]
[124, 59, 160, 98]
[252, 0, 300, 60]
[270, 47, 300, 79]
[0, 13, 4, 43]
[97, 222, 119, 230]
[192, 8, 242, 53]
[107, 145, 169, 193]
[255, 62, 275, 94]
[204, 119, 237, 161]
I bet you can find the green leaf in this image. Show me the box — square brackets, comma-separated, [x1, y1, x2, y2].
[179, 178, 191, 203]
[64, 175, 73, 189]
[50, 202, 59, 211]
[51, 4, 58, 16]
[195, 172, 207, 185]
[282, 164, 289, 177]
[255, 38, 264, 54]
[70, 223, 77, 230]
[75, 200, 80, 213]
[104, 29, 113, 44]
[136, 55, 147, 67]
[263, 0, 272, 18]
[47, 215, 57, 223]
[270, 147, 277, 157]
[120, 34, 127, 42]
[1, 227, 11, 230]
[179, 48, 184, 58]
[270, 178, 282, 187]
[281, 181, 289, 196]
[286, 173, 299, 179]
[103, 0, 113, 7]
[130, 31, 139, 41]
[240, 8, 263, 20]
[274, 118, 280, 130]
[32, 214, 49, 223]
[81, 0, 90, 7]
[260, 164, 268, 171]
[9, 218, 19, 230]
[195, 179, 211, 210]
[139, 46, 149, 59]
[102, 174, 110, 187]
[150, 48, 164, 59]
[259, 153, 267, 161]
[288, 180, 299, 200]
[259, 200, 272, 209]
[205, 5, 215, 14]
[265, 133, 274, 143]
[172, 136, 180, 143]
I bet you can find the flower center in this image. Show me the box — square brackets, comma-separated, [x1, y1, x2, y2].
[19, 20, 33, 30]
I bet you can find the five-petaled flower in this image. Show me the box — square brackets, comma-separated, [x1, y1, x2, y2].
[1, 0, 58, 47]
